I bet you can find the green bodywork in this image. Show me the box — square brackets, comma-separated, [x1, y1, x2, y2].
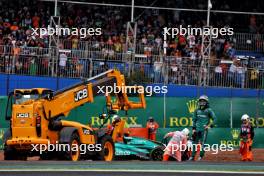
[114, 137, 165, 160]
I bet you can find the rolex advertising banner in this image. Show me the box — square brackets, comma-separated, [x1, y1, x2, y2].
[0, 96, 264, 128]
[0, 96, 264, 149]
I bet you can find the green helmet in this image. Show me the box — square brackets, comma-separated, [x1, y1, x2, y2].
[198, 95, 209, 102]
[198, 95, 209, 109]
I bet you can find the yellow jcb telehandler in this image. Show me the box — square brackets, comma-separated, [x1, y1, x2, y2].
[3, 69, 146, 161]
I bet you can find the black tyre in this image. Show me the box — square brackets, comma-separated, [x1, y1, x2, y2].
[59, 132, 81, 161]
[96, 135, 115, 161]
[16, 153, 27, 161]
[4, 145, 18, 160]
[3, 131, 28, 160]
[4, 148, 27, 160]
[39, 151, 57, 160]
[3, 130, 17, 160]
[150, 146, 164, 161]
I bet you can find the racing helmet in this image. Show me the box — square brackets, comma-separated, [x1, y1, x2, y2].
[112, 115, 121, 123]
[182, 128, 190, 136]
[148, 116, 154, 122]
[198, 95, 209, 102]
[241, 114, 250, 121]
[198, 95, 209, 109]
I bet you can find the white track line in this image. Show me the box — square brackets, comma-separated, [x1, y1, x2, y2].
[0, 169, 264, 174]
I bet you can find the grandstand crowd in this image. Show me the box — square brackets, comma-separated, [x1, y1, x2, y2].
[0, 0, 264, 89]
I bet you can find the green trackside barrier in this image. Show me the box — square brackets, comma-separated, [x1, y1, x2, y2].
[0, 128, 263, 150]
[2, 96, 263, 128]
[0, 97, 9, 129]
[0, 128, 4, 150]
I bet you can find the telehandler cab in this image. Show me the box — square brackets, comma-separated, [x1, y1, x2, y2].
[3, 69, 146, 161]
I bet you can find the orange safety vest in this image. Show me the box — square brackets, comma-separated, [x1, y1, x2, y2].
[146, 121, 159, 134]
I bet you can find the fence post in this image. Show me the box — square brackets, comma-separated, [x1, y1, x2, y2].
[89, 58, 93, 78]
[6, 73, 10, 95]
[11, 48, 15, 74]
[163, 90, 166, 128]
[162, 57, 169, 84]
[256, 88, 260, 128]
[230, 87, 233, 128]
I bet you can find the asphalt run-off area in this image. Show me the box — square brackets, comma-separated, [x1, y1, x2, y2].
[0, 161, 263, 176]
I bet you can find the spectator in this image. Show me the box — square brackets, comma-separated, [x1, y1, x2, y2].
[59, 52, 67, 76]
[214, 64, 223, 86]
[29, 58, 37, 75]
[32, 12, 40, 28]
[236, 62, 246, 88]
[15, 59, 23, 74]
[155, 36, 162, 48]
[228, 61, 237, 86]
[248, 67, 259, 88]
[71, 36, 79, 50]
[153, 58, 163, 83]
[24, 14, 32, 28]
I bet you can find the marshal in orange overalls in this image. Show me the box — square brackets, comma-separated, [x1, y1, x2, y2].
[146, 117, 159, 141]
[239, 122, 254, 161]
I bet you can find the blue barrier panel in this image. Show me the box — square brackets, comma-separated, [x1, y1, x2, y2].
[0, 74, 264, 97]
[0, 74, 7, 95]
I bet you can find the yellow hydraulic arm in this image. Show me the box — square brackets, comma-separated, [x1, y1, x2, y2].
[41, 69, 146, 120]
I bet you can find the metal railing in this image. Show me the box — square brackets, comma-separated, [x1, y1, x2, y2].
[231, 33, 264, 52]
[167, 65, 264, 89]
[0, 45, 264, 89]
[2, 32, 264, 53]
[58, 33, 264, 54]
[60, 39, 162, 55]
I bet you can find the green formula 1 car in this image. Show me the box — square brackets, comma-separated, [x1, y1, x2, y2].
[114, 135, 192, 161]
[114, 136, 165, 161]
[97, 109, 165, 161]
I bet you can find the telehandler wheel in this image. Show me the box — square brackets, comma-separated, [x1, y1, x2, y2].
[96, 135, 115, 161]
[4, 145, 17, 160]
[60, 132, 81, 161]
[4, 145, 27, 160]
[3, 130, 23, 160]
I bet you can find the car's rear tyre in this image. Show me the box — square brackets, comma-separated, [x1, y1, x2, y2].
[60, 132, 81, 161]
[150, 146, 164, 161]
[96, 135, 115, 161]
